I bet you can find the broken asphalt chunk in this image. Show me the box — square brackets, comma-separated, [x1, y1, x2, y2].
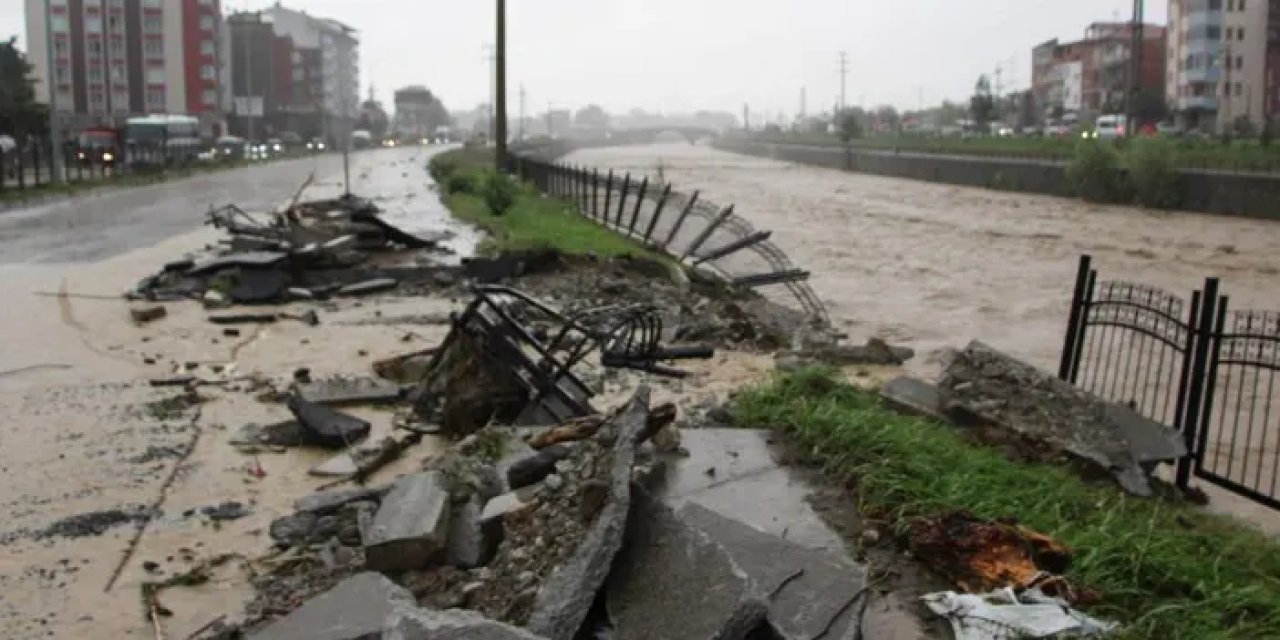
[130, 305, 167, 324]
[189, 250, 288, 276]
[229, 269, 292, 303]
[285, 396, 371, 449]
[363, 471, 451, 573]
[296, 376, 402, 406]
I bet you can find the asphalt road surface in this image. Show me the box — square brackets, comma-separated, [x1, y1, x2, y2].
[0, 152, 357, 264]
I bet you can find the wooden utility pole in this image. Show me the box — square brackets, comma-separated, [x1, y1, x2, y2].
[494, 0, 508, 170]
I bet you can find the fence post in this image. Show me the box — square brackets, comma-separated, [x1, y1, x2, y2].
[578, 166, 586, 212]
[641, 184, 673, 245]
[602, 170, 614, 222]
[1175, 277, 1222, 489]
[662, 190, 700, 251]
[591, 169, 600, 220]
[614, 173, 632, 229]
[682, 205, 735, 260]
[1058, 255, 1093, 380]
[16, 145, 25, 189]
[627, 176, 649, 236]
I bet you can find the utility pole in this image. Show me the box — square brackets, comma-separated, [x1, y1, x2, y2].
[518, 84, 526, 140]
[44, 0, 64, 182]
[742, 103, 749, 132]
[838, 51, 849, 111]
[546, 103, 554, 137]
[494, 0, 508, 170]
[800, 87, 807, 121]
[1127, 0, 1144, 136]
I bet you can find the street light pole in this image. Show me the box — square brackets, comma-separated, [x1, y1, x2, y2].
[44, 0, 64, 183]
[494, 0, 508, 170]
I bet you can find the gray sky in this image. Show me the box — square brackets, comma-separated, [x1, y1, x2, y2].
[6, 0, 1166, 116]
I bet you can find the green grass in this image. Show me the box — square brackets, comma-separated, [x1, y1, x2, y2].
[431, 148, 664, 258]
[733, 368, 1280, 640]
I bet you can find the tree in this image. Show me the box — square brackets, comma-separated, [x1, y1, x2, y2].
[574, 104, 610, 129]
[875, 105, 900, 133]
[969, 75, 995, 133]
[836, 108, 864, 143]
[0, 37, 48, 138]
[1016, 91, 1038, 130]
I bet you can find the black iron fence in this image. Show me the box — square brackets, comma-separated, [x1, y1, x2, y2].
[505, 154, 828, 323]
[1060, 255, 1280, 510]
[0, 140, 232, 198]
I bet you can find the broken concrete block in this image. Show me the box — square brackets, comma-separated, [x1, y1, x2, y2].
[480, 487, 539, 525]
[191, 250, 288, 276]
[294, 485, 388, 514]
[286, 396, 371, 449]
[296, 377, 402, 406]
[526, 389, 649, 640]
[247, 572, 414, 640]
[446, 494, 500, 569]
[364, 471, 451, 573]
[506, 444, 574, 490]
[269, 512, 318, 547]
[230, 269, 291, 303]
[678, 503, 868, 639]
[231, 420, 304, 447]
[607, 490, 769, 640]
[381, 606, 548, 639]
[879, 376, 944, 421]
[130, 305, 167, 324]
[337, 277, 398, 297]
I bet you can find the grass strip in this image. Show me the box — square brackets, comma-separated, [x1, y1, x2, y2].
[733, 367, 1280, 640]
[430, 147, 662, 258]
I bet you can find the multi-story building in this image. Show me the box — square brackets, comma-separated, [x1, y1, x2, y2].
[1167, 0, 1269, 133]
[1263, 0, 1280, 127]
[24, 0, 227, 136]
[1032, 22, 1166, 120]
[392, 85, 447, 140]
[262, 3, 359, 141]
[225, 11, 323, 140]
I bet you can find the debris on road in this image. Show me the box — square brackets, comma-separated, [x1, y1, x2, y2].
[130, 305, 167, 324]
[286, 396, 371, 449]
[922, 587, 1117, 639]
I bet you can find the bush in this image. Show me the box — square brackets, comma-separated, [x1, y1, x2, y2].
[481, 170, 518, 216]
[1126, 137, 1182, 209]
[429, 155, 457, 182]
[445, 172, 478, 195]
[1066, 141, 1125, 203]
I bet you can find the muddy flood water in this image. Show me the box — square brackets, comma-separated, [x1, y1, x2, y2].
[567, 143, 1280, 371]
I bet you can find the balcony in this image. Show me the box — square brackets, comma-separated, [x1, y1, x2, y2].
[1183, 66, 1222, 83]
[1185, 8, 1223, 32]
[1178, 94, 1219, 111]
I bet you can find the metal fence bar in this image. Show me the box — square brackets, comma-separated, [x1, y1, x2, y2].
[591, 169, 600, 220]
[641, 184, 672, 245]
[626, 176, 649, 237]
[693, 230, 773, 265]
[1058, 255, 1093, 380]
[1177, 278, 1220, 488]
[733, 269, 810, 288]
[662, 191, 700, 251]
[614, 173, 631, 229]
[602, 169, 614, 223]
[681, 205, 735, 260]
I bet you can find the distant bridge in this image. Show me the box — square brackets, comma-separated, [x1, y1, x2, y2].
[607, 126, 720, 145]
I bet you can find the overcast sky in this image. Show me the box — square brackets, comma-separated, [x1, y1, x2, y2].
[6, 0, 1166, 116]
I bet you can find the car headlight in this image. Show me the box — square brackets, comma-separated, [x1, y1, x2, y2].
[318, 143, 326, 150]
[272, 144, 282, 151]
[77, 152, 86, 159]
[306, 143, 314, 149]
[102, 152, 114, 161]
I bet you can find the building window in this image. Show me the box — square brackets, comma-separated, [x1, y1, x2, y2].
[89, 90, 105, 112]
[88, 39, 103, 57]
[142, 0, 161, 7]
[144, 38, 163, 57]
[88, 66, 103, 82]
[1237, 55, 1244, 69]
[50, 14, 69, 32]
[111, 64, 125, 81]
[144, 16, 162, 33]
[85, 15, 102, 33]
[1239, 0, 1245, 9]
[107, 14, 121, 31]
[109, 38, 124, 57]
[1227, 0, 1233, 9]
[1235, 83, 1243, 96]
[199, 15, 214, 30]
[54, 65, 69, 83]
[146, 67, 165, 84]
[200, 65, 216, 80]
[53, 38, 68, 56]
[200, 40, 215, 55]
[1238, 28, 1244, 41]
[114, 90, 129, 112]
[202, 89, 217, 105]
[146, 89, 165, 110]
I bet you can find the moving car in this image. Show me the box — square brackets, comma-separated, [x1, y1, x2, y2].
[75, 127, 121, 166]
[1092, 114, 1126, 139]
[305, 137, 327, 152]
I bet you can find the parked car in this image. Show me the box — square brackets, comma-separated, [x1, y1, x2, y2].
[1091, 114, 1126, 139]
[305, 137, 327, 152]
[215, 136, 248, 160]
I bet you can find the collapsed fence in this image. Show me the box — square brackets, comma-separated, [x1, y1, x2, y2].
[506, 154, 829, 324]
[1059, 255, 1280, 511]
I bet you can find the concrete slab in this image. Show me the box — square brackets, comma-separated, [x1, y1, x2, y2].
[364, 471, 451, 572]
[249, 572, 414, 640]
[653, 428, 845, 553]
[879, 376, 945, 421]
[296, 376, 402, 406]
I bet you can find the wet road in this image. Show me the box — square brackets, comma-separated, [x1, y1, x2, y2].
[0, 148, 427, 264]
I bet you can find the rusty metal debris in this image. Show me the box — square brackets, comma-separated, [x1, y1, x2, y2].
[409, 286, 713, 433]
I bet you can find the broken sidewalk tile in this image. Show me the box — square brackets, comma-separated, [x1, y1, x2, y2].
[130, 305, 167, 324]
[382, 604, 548, 639]
[286, 396, 371, 449]
[879, 376, 945, 421]
[363, 471, 451, 573]
[336, 277, 398, 297]
[525, 388, 650, 640]
[921, 588, 1117, 640]
[230, 269, 292, 303]
[505, 444, 574, 490]
[189, 250, 289, 276]
[296, 377, 402, 406]
[294, 485, 389, 514]
[939, 340, 1187, 497]
[208, 312, 279, 325]
[606, 488, 770, 640]
[677, 502, 869, 639]
[247, 572, 414, 640]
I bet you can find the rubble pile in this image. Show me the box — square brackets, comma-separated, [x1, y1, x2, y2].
[128, 193, 456, 305]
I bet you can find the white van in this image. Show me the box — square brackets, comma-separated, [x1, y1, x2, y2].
[1093, 114, 1126, 139]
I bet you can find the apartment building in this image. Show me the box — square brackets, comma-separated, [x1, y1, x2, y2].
[24, 0, 226, 135]
[1167, 0, 1269, 132]
[262, 3, 359, 140]
[225, 11, 324, 140]
[1032, 22, 1167, 120]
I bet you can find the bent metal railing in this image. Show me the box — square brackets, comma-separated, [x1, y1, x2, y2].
[508, 155, 829, 324]
[1059, 255, 1280, 511]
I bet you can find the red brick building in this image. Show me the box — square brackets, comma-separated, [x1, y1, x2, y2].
[1032, 22, 1167, 118]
